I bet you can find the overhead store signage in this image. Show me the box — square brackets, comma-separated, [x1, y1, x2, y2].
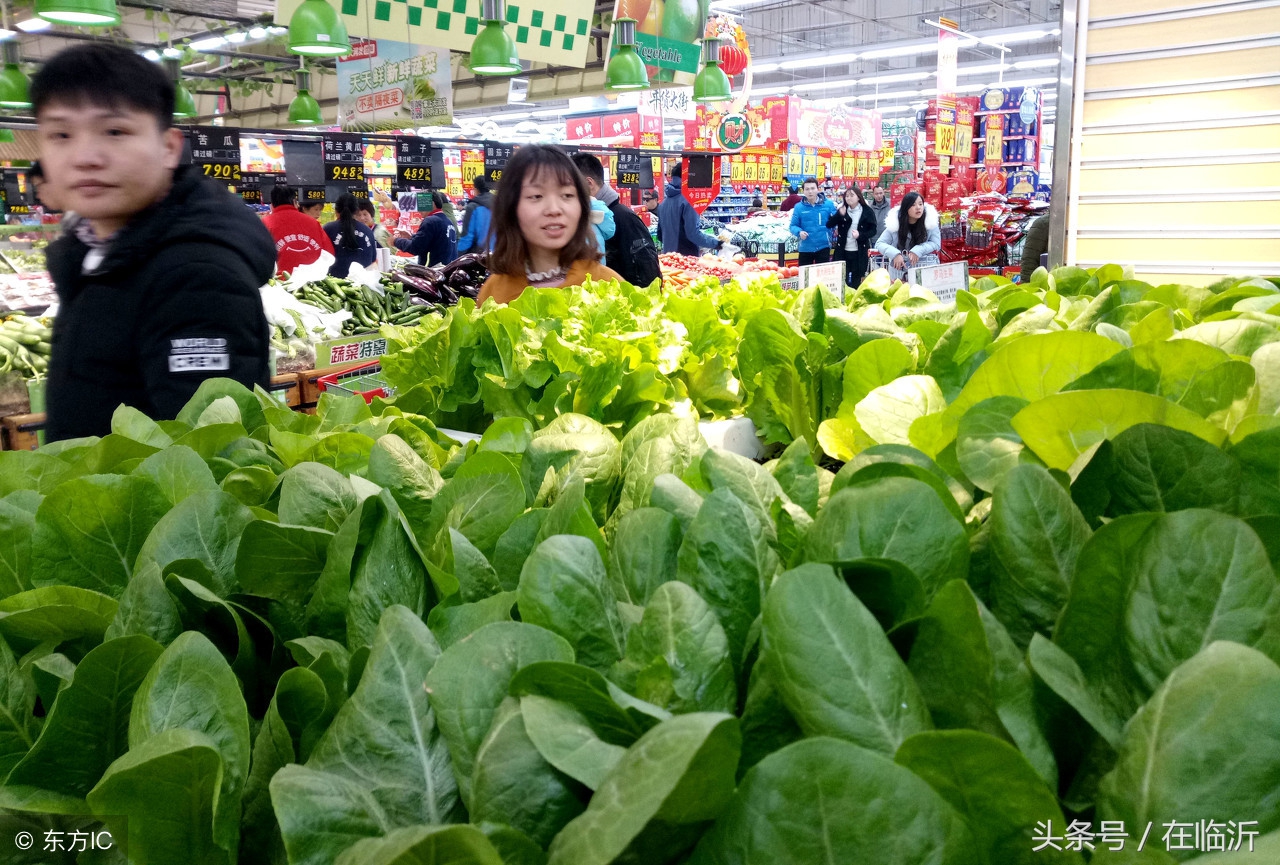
[615, 149, 653, 190]
[636, 86, 695, 120]
[789, 102, 880, 152]
[484, 143, 515, 185]
[276, 0, 595, 68]
[189, 127, 241, 183]
[238, 172, 265, 204]
[324, 133, 366, 183]
[396, 138, 444, 188]
[337, 38, 452, 133]
[616, 0, 701, 77]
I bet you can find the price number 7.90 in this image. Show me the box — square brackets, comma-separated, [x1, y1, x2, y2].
[203, 163, 241, 181]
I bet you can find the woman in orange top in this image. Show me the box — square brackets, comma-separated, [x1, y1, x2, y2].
[477, 144, 622, 306]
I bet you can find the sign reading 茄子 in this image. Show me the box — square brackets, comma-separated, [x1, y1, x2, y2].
[337, 39, 452, 132]
[276, 0, 596, 68]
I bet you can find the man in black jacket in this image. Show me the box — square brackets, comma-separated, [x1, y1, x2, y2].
[394, 191, 458, 266]
[33, 44, 275, 442]
[571, 153, 662, 288]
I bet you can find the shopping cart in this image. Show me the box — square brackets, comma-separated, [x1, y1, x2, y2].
[315, 359, 397, 403]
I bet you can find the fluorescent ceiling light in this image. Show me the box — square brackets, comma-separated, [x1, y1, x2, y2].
[162, 47, 182, 59]
[857, 89, 920, 101]
[1014, 58, 1059, 69]
[780, 51, 857, 70]
[860, 71, 930, 85]
[1001, 76, 1056, 87]
[792, 77, 859, 92]
[227, 32, 248, 44]
[190, 36, 228, 51]
[142, 49, 161, 61]
[530, 107, 565, 117]
[16, 18, 51, 32]
[956, 63, 1008, 77]
[878, 105, 916, 114]
[859, 43, 939, 60]
[752, 61, 781, 74]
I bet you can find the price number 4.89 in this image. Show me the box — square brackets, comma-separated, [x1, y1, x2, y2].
[401, 167, 431, 182]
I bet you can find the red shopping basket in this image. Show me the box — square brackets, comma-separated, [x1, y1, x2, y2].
[315, 360, 396, 404]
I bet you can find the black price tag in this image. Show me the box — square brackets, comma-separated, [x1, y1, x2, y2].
[323, 133, 365, 183]
[189, 127, 242, 183]
[484, 143, 515, 185]
[347, 185, 369, 200]
[685, 155, 715, 190]
[615, 150, 652, 190]
[239, 172, 264, 204]
[396, 139, 443, 188]
[300, 186, 328, 203]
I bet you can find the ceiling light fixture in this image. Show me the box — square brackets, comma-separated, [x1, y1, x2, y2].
[35, 0, 120, 26]
[858, 71, 930, 86]
[605, 17, 649, 91]
[779, 51, 857, 70]
[693, 35, 732, 103]
[469, 0, 522, 76]
[1014, 58, 1059, 69]
[0, 42, 30, 110]
[14, 18, 50, 32]
[190, 36, 228, 52]
[287, 0, 352, 57]
[288, 69, 323, 125]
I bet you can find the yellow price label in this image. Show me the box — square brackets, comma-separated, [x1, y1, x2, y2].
[462, 162, 483, 184]
[955, 125, 973, 158]
[328, 165, 364, 181]
[619, 171, 641, 186]
[935, 124, 956, 157]
[743, 161, 757, 182]
[771, 161, 784, 182]
[203, 163, 240, 181]
[730, 159, 745, 182]
[400, 167, 431, 182]
[787, 150, 802, 175]
[448, 179, 463, 198]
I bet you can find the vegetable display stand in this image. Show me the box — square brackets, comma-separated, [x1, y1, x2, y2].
[1, 411, 43, 451]
[316, 360, 397, 403]
[268, 373, 302, 408]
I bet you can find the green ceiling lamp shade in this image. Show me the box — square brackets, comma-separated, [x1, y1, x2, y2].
[288, 0, 351, 57]
[289, 70, 323, 125]
[693, 35, 732, 104]
[605, 18, 648, 91]
[469, 0, 521, 76]
[163, 58, 198, 119]
[35, 0, 120, 26]
[0, 43, 31, 111]
[0, 129, 14, 143]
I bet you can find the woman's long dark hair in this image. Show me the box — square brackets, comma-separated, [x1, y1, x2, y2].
[897, 191, 928, 251]
[334, 193, 361, 250]
[488, 144, 596, 277]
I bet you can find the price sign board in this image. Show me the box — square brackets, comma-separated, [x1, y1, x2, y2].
[770, 157, 784, 183]
[985, 116, 1004, 170]
[799, 260, 846, 299]
[299, 186, 328, 205]
[238, 172, 264, 204]
[615, 150, 653, 190]
[323, 133, 366, 183]
[729, 155, 745, 183]
[743, 157, 758, 183]
[484, 143, 515, 185]
[396, 138, 443, 188]
[189, 127, 241, 184]
[909, 261, 968, 303]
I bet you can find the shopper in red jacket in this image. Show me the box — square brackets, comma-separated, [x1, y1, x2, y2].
[262, 184, 334, 276]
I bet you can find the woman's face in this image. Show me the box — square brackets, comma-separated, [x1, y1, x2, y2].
[517, 168, 582, 253]
[908, 198, 925, 221]
[844, 190, 859, 208]
[355, 210, 375, 228]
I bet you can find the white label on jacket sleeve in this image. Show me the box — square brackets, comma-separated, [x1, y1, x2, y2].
[169, 337, 230, 372]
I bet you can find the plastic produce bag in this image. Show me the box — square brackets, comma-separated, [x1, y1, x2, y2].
[260, 281, 351, 340]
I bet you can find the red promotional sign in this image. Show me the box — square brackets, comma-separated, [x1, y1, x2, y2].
[566, 116, 603, 141]
[682, 156, 721, 216]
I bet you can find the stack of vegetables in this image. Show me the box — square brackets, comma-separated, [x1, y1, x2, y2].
[0, 366, 1275, 863]
[374, 266, 1280, 467]
[0, 313, 51, 378]
[286, 275, 432, 339]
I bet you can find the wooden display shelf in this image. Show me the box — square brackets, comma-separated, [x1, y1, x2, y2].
[268, 373, 302, 408]
[2, 412, 43, 451]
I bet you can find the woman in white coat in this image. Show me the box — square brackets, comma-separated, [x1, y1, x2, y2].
[875, 191, 941, 280]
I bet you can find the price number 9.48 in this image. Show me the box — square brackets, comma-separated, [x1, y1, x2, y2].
[618, 171, 640, 187]
[328, 165, 364, 182]
[203, 163, 241, 181]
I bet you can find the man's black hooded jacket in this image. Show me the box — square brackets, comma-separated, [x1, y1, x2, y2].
[44, 166, 276, 441]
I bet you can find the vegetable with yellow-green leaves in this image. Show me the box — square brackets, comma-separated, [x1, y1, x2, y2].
[0, 313, 52, 377]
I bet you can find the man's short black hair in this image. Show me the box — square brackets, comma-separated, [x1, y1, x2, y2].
[570, 152, 605, 186]
[32, 43, 175, 129]
[671, 164, 682, 180]
[271, 184, 297, 208]
[472, 175, 490, 193]
[802, 177, 818, 188]
[432, 191, 447, 211]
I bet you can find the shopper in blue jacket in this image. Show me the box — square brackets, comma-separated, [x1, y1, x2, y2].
[657, 165, 724, 256]
[789, 177, 837, 265]
[394, 192, 458, 266]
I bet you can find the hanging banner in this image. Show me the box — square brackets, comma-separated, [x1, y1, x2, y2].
[637, 86, 695, 120]
[684, 97, 788, 152]
[788, 100, 881, 151]
[954, 98, 976, 164]
[617, 0, 702, 80]
[276, 0, 595, 68]
[337, 39, 452, 132]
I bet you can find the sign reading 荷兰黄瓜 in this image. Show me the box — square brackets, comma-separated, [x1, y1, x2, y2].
[324, 134, 366, 183]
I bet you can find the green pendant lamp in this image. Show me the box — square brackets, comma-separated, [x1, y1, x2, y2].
[163, 58, 198, 119]
[693, 35, 732, 104]
[469, 0, 521, 76]
[0, 43, 31, 111]
[288, 0, 351, 57]
[35, 0, 120, 26]
[289, 70, 323, 125]
[0, 129, 14, 143]
[605, 18, 648, 91]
